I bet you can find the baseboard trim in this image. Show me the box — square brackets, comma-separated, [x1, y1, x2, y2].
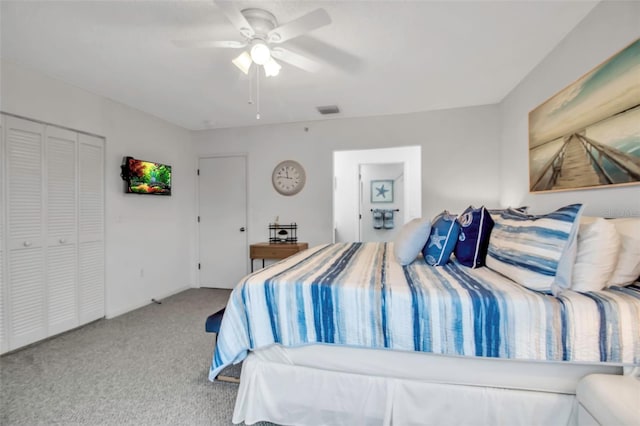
[105, 285, 192, 319]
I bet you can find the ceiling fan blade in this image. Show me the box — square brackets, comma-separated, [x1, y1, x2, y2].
[286, 36, 363, 73]
[271, 47, 321, 73]
[172, 39, 247, 49]
[215, 0, 255, 38]
[267, 8, 331, 44]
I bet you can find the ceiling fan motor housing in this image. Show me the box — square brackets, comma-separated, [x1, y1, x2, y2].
[241, 8, 278, 40]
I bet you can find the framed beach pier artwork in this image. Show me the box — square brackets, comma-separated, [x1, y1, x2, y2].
[529, 38, 640, 193]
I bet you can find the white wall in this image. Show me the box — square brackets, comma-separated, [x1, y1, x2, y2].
[192, 104, 502, 248]
[499, 1, 640, 217]
[1, 60, 197, 318]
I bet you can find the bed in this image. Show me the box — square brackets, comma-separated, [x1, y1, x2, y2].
[210, 240, 640, 425]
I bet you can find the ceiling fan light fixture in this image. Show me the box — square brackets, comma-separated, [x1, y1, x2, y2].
[250, 41, 271, 65]
[232, 51, 252, 75]
[264, 57, 281, 77]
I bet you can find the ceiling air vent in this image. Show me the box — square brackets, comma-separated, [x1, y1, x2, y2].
[316, 105, 340, 115]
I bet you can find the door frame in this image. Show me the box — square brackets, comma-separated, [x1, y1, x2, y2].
[196, 153, 249, 288]
[333, 146, 421, 243]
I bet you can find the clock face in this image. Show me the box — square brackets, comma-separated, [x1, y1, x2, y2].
[272, 160, 306, 196]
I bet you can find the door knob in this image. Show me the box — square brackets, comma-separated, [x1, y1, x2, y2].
[23, 241, 32, 247]
[239, 227, 246, 232]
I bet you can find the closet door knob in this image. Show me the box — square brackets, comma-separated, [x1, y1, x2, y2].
[23, 241, 32, 247]
[59, 238, 66, 244]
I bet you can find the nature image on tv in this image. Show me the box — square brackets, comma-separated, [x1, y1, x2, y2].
[127, 158, 171, 195]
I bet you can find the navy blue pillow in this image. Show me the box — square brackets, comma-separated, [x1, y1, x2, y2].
[423, 211, 460, 266]
[454, 206, 495, 268]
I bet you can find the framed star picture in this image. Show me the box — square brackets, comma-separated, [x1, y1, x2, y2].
[371, 179, 394, 203]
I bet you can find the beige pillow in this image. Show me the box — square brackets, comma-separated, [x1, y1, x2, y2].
[608, 218, 640, 287]
[580, 216, 598, 225]
[572, 218, 620, 292]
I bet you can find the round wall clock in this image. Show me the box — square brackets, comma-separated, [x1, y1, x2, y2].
[272, 160, 306, 196]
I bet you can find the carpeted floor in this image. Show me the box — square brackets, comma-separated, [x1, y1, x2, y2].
[1, 288, 256, 425]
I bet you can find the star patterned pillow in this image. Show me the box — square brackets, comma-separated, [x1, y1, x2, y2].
[422, 211, 460, 266]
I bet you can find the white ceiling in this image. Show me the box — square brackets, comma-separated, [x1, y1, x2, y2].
[1, 0, 598, 131]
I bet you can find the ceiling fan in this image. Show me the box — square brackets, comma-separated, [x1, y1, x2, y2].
[174, 1, 332, 77]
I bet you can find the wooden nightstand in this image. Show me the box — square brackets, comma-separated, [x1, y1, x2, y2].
[250, 242, 309, 272]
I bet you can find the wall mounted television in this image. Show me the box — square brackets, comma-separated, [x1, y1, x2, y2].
[120, 156, 172, 195]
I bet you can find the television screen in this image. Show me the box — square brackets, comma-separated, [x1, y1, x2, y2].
[122, 157, 172, 195]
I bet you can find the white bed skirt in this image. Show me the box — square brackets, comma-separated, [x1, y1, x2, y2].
[232, 345, 622, 426]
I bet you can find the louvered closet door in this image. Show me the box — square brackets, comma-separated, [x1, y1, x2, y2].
[0, 117, 7, 353]
[46, 126, 79, 335]
[5, 116, 46, 349]
[78, 134, 104, 324]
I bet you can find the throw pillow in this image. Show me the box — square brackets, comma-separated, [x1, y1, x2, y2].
[572, 218, 621, 292]
[393, 218, 432, 266]
[454, 206, 495, 268]
[608, 218, 640, 287]
[487, 206, 529, 221]
[423, 211, 460, 266]
[485, 204, 584, 293]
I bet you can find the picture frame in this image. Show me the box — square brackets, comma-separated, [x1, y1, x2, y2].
[528, 38, 640, 193]
[371, 179, 394, 203]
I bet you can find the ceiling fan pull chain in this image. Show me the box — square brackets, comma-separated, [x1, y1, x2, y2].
[256, 65, 261, 120]
[248, 66, 253, 105]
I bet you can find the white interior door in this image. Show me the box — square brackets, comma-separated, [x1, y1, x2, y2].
[78, 134, 105, 325]
[45, 126, 78, 335]
[0, 116, 6, 353]
[198, 156, 247, 289]
[5, 116, 46, 349]
[359, 163, 405, 243]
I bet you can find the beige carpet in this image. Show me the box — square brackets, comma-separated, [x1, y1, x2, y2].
[1, 288, 256, 425]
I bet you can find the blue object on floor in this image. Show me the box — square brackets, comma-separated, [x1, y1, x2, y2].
[205, 308, 240, 383]
[205, 308, 225, 333]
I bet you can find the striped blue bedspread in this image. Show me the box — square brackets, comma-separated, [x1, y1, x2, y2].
[210, 243, 640, 379]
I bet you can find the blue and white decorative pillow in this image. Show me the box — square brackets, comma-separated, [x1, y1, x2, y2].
[485, 204, 584, 293]
[487, 206, 528, 221]
[454, 206, 494, 268]
[422, 211, 460, 266]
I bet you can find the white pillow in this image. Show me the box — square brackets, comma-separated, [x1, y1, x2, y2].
[572, 218, 620, 292]
[393, 218, 432, 265]
[608, 218, 640, 287]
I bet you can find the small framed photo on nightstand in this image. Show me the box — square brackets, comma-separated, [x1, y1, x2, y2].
[371, 180, 393, 203]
